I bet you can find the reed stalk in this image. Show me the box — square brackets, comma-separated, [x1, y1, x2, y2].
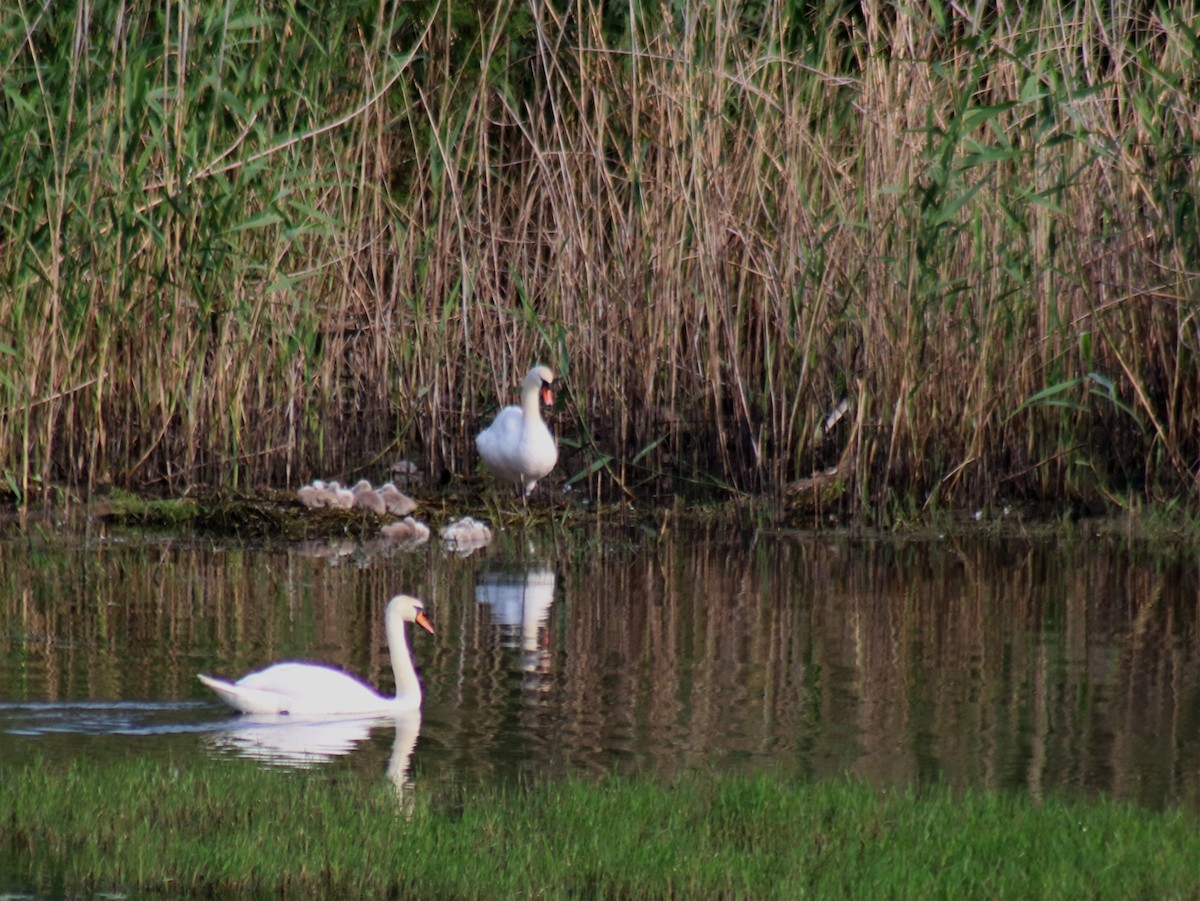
[0, 0, 1196, 512]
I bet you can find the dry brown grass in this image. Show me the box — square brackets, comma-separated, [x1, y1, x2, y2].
[1, 0, 1196, 512]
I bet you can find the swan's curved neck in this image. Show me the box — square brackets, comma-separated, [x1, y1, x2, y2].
[386, 614, 421, 705]
[521, 382, 544, 424]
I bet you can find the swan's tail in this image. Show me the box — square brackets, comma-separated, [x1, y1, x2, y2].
[198, 673, 290, 715]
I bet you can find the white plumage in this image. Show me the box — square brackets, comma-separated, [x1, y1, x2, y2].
[197, 594, 433, 716]
[475, 365, 558, 496]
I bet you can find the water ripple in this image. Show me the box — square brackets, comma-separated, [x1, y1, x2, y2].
[0, 700, 212, 737]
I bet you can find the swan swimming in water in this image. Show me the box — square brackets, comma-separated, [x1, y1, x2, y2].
[475, 365, 558, 496]
[440, 516, 493, 551]
[197, 594, 434, 716]
[381, 516, 431, 544]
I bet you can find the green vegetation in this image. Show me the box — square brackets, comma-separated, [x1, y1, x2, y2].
[4, 756, 1199, 898]
[1, 1, 1197, 514]
[102, 485, 384, 538]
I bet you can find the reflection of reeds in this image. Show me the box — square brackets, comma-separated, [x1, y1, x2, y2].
[1, 533, 1199, 806]
[555, 534, 1200, 806]
[1, 3, 1197, 507]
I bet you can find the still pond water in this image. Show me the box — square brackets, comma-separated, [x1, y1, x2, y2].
[2, 514, 1199, 814]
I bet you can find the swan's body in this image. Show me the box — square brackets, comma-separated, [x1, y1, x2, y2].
[440, 516, 493, 547]
[296, 483, 323, 508]
[304, 479, 352, 509]
[351, 480, 387, 515]
[476, 366, 558, 496]
[391, 459, 420, 487]
[381, 516, 430, 544]
[378, 483, 417, 516]
[297, 479, 336, 508]
[198, 594, 434, 716]
[440, 517, 493, 557]
[330, 482, 355, 509]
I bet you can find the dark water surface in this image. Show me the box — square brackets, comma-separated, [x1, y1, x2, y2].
[2, 516, 1199, 814]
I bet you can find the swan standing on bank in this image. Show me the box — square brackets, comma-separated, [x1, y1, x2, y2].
[197, 594, 434, 716]
[475, 365, 558, 496]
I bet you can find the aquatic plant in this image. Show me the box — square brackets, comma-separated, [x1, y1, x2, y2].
[0, 0, 1196, 514]
[4, 757, 1200, 898]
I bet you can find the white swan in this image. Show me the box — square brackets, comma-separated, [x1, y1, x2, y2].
[475, 365, 558, 496]
[197, 594, 434, 716]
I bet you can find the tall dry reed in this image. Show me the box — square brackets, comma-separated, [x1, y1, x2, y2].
[1, 0, 1196, 512]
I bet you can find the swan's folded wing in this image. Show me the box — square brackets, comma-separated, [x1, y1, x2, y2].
[476, 407, 522, 466]
[198, 673, 294, 715]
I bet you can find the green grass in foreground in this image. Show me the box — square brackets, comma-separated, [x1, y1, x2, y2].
[4, 757, 1198, 899]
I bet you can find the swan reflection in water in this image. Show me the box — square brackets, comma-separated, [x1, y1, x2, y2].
[205, 712, 422, 795]
[474, 567, 556, 677]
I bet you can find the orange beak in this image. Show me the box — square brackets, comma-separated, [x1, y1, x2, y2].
[541, 385, 555, 407]
[415, 611, 435, 635]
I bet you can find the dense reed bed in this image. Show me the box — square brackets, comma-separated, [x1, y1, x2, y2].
[2, 1, 1197, 512]
[5, 756, 1200, 898]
